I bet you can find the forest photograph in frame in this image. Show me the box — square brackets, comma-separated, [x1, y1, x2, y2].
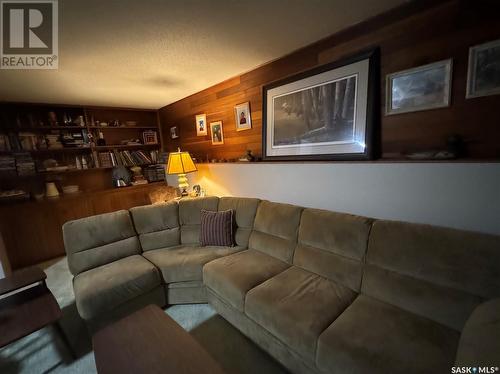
[262, 49, 378, 161]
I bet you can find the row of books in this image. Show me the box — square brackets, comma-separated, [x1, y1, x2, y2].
[16, 153, 36, 176]
[0, 153, 36, 177]
[0, 130, 90, 151]
[0, 155, 16, 177]
[93, 149, 160, 168]
[143, 164, 166, 182]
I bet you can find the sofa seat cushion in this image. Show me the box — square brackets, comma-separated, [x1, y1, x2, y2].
[143, 245, 243, 283]
[316, 295, 460, 374]
[245, 266, 357, 361]
[73, 255, 161, 320]
[203, 250, 289, 311]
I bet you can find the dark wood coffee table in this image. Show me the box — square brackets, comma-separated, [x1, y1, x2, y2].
[92, 304, 225, 374]
[0, 266, 73, 357]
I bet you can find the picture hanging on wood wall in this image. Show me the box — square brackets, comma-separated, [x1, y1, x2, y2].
[262, 48, 378, 161]
[170, 126, 179, 139]
[210, 121, 224, 145]
[195, 114, 207, 136]
[466, 39, 500, 99]
[234, 102, 252, 131]
[386, 59, 452, 115]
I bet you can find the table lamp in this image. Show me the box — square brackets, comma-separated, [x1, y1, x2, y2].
[167, 148, 197, 197]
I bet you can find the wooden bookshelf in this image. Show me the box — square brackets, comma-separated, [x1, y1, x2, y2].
[0, 182, 177, 270]
[88, 126, 158, 130]
[0, 102, 164, 194]
[93, 144, 160, 151]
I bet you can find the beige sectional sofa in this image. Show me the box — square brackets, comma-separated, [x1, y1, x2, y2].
[62, 196, 500, 373]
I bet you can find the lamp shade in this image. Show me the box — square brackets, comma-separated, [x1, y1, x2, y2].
[167, 149, 197, 175]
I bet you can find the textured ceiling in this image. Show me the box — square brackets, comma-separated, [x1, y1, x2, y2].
[0, 0, 406, 109]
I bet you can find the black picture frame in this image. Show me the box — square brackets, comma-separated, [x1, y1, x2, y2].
[262, 48, 380, 161]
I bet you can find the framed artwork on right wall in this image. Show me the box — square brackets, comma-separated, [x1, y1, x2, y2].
[386, 59, 453, 115]
[466, 38, 500, 99]
[210, 121, 224, 145]
[234, 102, 252, 131]
[195, 114, 207, 136]
[262, 48, 379, 161]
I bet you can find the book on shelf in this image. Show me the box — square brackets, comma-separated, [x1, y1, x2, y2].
[91, 150, 100, 168]
[144, 164, 166, 182]
[14, 152, 36, 176]
[0, 155, 16, 178]
[0, 134, 11, 151]
[95, 149, 159, 168]
[0, 129, 90, 151]
[98, 152, 113, 168]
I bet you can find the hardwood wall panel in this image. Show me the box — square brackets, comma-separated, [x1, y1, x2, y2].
[0, 183, 176, 270]
[159, 0, 500, 161]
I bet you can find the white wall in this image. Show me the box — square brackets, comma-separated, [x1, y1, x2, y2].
[167, 163, 500, 235]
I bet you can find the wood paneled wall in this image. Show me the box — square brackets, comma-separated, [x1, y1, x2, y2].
[0, 183, 177, 270]
[159, 0, 500, 161]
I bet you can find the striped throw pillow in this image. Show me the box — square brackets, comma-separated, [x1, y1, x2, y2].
[200, 209, 235, 247]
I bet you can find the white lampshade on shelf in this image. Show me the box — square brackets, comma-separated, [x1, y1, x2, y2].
[167, 148, 197, 196]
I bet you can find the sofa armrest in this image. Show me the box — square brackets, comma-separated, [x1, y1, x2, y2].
[455, 298, 500, 367]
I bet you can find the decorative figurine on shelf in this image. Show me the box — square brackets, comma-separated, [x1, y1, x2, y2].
[405, 134, 465, 160]
[75, 115, 85, 127]
[48, 111, 58, 126]
[447, 134, 465, 158]
[238, 149, 255, 162]
[45, 182, 60, 198]
[63, 113, 72, 126]
[112, 166, 131, 187]
[97, 130, 106, 146]
[192, 184, 201, 197]
[130, 166, 148, 185]
[246, 150, 255, 162]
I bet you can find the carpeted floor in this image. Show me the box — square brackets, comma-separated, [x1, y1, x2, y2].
[0, 257, 288, 374]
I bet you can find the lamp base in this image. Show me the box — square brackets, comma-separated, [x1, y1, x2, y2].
[178, 173, 189, 197]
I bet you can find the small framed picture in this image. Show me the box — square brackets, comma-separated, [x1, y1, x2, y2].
[234, 102, 252, 131]
[466, 38, 500, 99]
[170, 126, 179, 139]
[195, 114, 207, 136]
[210, 121, 224, 145]
[386, 59, 452, 115]
[142, 130, 158, 144]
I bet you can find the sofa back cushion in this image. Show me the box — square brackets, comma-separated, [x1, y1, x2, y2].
[179, 197, 219, 244]
[218, 197, 260, 247]
[294, 208, 372, 292]
[63, 210, 140, 276]
[363, 220, 500, 331]
[129, 201, 180, 251]
[248, 200, 302, 263]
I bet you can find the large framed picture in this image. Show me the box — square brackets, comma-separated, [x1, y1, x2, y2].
[466, 38, 500, 99]
[195, 114, 207, 136]
[210, 121, 224, 145]
[234, 102, 252, 131]
[386, 59, 452, 115]
[263, 49, 379, 161]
